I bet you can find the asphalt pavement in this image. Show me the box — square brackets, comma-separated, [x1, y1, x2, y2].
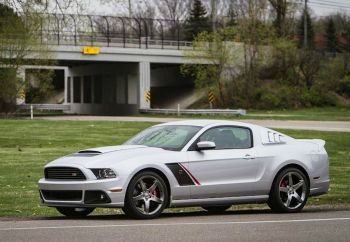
[41, 116, 350, 132]
[1, 208, 349, 242]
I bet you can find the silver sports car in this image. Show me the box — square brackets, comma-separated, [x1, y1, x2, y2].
[38, 120, 329, 219]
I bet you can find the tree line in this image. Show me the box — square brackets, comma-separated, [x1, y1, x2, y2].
[182, 0, 350, 109]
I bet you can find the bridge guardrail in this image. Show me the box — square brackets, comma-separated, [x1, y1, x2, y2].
[17, 104, 71, 111]
[17, 104, 71, 119]
[140, 108, 246, 116]
[5, 13, 208, 50]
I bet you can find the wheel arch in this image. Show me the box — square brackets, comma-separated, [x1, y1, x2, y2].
[270, 163, 311, 194]
[127, 167, 172, 208]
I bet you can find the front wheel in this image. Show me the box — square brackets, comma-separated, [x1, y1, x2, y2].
[268, 167, 309, 213]
[56, 207, 95, 218]
[123, 171, 169, 219]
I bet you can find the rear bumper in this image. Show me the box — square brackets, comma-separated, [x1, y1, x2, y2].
[309, 179, 330, 197]
[38, 177, 126, 208]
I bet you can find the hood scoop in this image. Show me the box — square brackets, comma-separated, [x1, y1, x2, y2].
[79, 150, 102, 154]
[67, 145, 148, 158]
[69, 150, 102, 157]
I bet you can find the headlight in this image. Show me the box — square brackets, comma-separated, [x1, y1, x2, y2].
[90, 168, 117, 179]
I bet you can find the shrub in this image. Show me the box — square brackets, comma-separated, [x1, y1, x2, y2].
[254, 82, 336, 109]
[339, 76, 350, 97]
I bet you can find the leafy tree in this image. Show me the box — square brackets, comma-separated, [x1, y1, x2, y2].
[185, 0, 210, 41]
[269, 0, 288, 37]
[181, 28, 238, 107]
[298, 9, 315, 49]
[0, 68, 19, 114]
[268, 38, 299, 86]
[298, 51, 322, 90]
[182, 0, 275, 109]
[226, 1, 238, 27]
[325, 18, 339, 53]
[0, 3, 54, 115]
[0, 4, 27, 114]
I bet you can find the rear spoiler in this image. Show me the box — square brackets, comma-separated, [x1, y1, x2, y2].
[312, 139, 326, 147]
[298, 139, 326, 149]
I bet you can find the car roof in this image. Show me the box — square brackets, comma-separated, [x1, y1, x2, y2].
[157, 119, 259, 129]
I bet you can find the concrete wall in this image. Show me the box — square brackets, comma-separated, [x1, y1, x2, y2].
[66, 63, 140, 115]
[150, 64, 195, 109]
[151, 64, 192, 87]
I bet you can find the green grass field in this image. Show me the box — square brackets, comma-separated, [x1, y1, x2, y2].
[0, 120, 349, 217]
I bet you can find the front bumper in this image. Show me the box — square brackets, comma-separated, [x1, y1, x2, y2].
[38, 177, 126, 208]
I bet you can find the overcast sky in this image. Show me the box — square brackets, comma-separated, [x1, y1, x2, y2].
[86, 0, 350, 17]
[309, 0, 350, 16]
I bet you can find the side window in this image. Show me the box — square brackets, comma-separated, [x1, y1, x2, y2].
[199, 126, 253, 150]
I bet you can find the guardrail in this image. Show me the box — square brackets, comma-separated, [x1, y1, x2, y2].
[17, 104, 71, 111]
[140, 108, 247, 116]
[8, 13, 201, 50]
[17, 104, 71, 119]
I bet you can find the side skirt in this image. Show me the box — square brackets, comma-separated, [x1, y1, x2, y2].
[170, 195, 269, 208]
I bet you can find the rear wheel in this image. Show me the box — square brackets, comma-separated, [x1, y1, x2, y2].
[55, 207, 95, 218]
[123, 171, 168, 219]
[202, 205, 231, 213]
[268, 167, 309, 213]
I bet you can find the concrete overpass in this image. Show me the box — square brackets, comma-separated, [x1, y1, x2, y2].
[17, 13, 198, 115]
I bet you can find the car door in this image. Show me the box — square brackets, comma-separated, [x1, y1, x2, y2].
[186, 126, 260, 199]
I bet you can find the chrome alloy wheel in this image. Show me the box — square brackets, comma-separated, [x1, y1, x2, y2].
[279, 171, 307, 209]
[132, 176, 165, 215]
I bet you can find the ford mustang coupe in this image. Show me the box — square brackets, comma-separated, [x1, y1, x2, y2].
[38, 120, 329, 219]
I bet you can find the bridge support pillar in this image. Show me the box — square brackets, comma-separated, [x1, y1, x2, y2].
[139, 61, 151, 109]
[64, 68, 70, 105]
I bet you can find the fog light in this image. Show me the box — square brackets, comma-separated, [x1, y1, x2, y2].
[84, 190, 111, 204]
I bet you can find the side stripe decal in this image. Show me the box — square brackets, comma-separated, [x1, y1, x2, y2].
[178, 163, 201, 186]
[166, 163, 200, 186]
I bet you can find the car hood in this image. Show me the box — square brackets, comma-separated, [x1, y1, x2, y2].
[77, 145, 147, 154]
[46, 145, 174, 168]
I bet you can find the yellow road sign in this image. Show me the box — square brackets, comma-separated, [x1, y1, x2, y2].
[208, 91, 215, 104]
[83, 47, 100, 55]
[146, 90, 151, 103]
[18, 90, 25, 100]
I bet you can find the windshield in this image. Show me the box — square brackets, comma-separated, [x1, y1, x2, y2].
[125, 125, 201, 151]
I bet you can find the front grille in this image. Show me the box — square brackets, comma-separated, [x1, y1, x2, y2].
[45, 167, 86, 180]
[41, 190, 82, 201]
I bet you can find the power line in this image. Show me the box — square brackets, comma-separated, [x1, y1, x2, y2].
[309, 1, 350, 9]
[293, 0, 350, 12]
[292, 0, 350, 9]
[313, 0, 350, 6]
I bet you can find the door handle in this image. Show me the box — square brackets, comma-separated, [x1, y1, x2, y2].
[243, 154, 255, 160]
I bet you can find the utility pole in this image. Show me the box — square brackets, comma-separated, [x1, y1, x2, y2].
[128, 0, 132, 18]
[304, 0, 308, 49]
[211, 0, 217, 32]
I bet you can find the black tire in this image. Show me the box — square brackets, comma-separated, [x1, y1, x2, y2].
[268, 167, 309, 213]
[123, 171, 169, 219]
[56, 207, 95, 218]
[202, 205, 231, 213]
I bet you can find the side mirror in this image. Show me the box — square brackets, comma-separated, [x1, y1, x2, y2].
[196, 141, 216, 151]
